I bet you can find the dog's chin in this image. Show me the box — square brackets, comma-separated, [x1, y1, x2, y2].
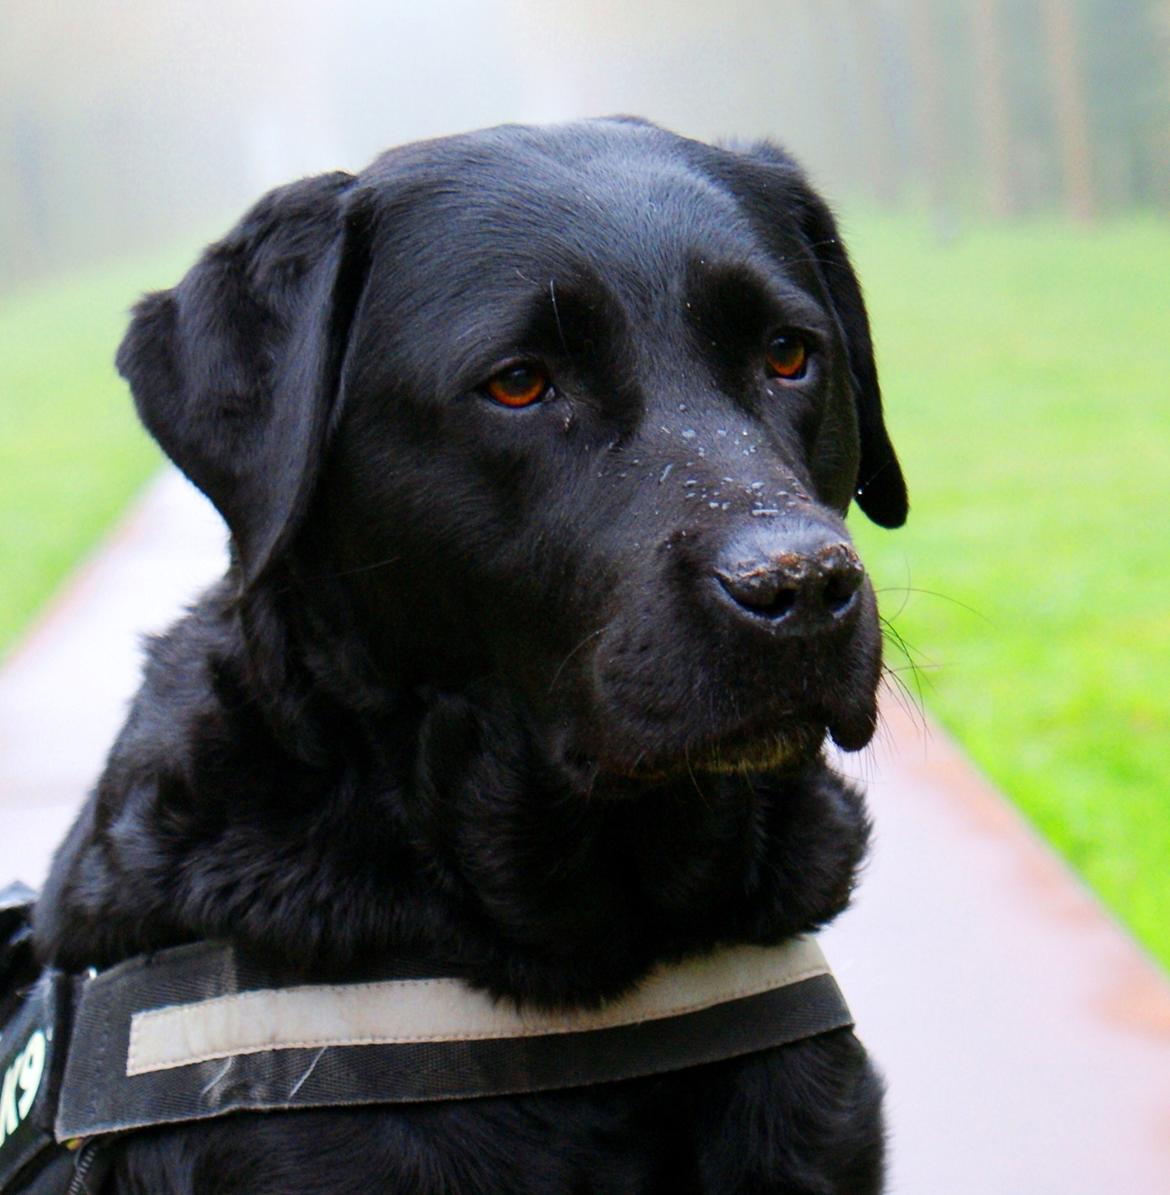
[568, 722, 828, 791]
[545, 679, 880, 793]
[685, 726, 825, 775]
[570, 695, 880, 790]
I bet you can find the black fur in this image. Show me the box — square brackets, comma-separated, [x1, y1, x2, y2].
[36, 119, 904, 1193]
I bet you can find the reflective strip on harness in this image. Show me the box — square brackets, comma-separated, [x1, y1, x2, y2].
[55, 937, 853, 1141]
[126, 937, 833, 1074]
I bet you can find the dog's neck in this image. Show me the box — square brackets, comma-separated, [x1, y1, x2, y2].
[34, 579, 870, 1008]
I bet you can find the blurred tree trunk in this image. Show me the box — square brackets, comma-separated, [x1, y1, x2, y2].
[1041, 0, 1096, 221]
[1, 114, 50, 288]
[907, 0, 950, 223]
[853, 0, 901, 205]
[801, 0, 859, 197]
[971, 0, 1017, 217]
[1160, 0, 1170, 209]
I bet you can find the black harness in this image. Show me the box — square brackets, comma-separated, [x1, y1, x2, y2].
[0, 885, 853, 1193]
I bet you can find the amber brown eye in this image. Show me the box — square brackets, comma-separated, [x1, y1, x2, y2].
[765, 334, 809, 380]
[484, 363, 550, 408]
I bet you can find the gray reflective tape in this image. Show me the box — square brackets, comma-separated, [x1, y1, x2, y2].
[127, 938, 831, 1075]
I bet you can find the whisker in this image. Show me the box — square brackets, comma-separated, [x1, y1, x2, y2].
[683, 747, 713, 811]
[883, 665, 928, 734]
[547, 624, 610, 695]
[876, 616, 935, 743]
[299, 554, 403, 583]
[549, 278, 568, 355]
[874, 585, 993, 625]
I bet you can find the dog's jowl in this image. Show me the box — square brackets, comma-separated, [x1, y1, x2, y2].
[32, 119, 906, 1194]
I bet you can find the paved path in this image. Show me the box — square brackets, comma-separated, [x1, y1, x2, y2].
[3, 470, 1169, 1192]
[0, 472, 227, 881]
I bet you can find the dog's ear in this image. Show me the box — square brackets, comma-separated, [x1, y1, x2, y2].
[116, 171, 371, 583]
[707, 143, 908, 528]
[789, 185, 907, 528]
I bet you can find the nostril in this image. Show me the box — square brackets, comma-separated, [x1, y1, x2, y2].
[716, 563, 804, 620]
[759, 585, 798, 620]
[716, 566, 770, 610]
[716, 568, 807, 622]
[822, 569, 862, 616]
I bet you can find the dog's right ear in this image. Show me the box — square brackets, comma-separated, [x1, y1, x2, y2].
[116, 171, 371, 585]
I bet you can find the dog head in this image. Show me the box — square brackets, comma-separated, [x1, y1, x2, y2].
[117, 119, 906, 785]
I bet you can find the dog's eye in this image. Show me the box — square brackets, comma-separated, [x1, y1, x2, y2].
[765, 334, 809, 381]
[484, 363, 551, 408]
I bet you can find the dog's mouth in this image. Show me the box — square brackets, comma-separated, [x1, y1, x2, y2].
[568, 720, 826, 789]
[683, 722, 825, 775]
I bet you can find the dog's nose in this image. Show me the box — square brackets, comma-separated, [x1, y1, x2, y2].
[713, 524, 865, 631]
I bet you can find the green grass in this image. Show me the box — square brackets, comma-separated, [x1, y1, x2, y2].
[3, 213, 1168, 972]
[0, 252, 195, 657]
[841, 210, 1170, 969]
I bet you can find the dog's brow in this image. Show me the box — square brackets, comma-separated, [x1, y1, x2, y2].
[686, 260, 829, 341]
[448, 273, 624, 386]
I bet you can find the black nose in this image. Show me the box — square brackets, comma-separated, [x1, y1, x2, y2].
[714, 524, 865, 631]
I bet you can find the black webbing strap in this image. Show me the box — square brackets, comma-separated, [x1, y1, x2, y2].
[0, 972, 71, 1192]
[0, 895, 852, 1192]
[56, 939, 852, 1140]
[0, 884, 104, 1194]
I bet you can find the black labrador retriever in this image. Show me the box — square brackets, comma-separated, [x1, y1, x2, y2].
[34, 118, 906, 1193]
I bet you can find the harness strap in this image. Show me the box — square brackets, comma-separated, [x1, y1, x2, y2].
[0, 886, 853, 1193]
[57, 936, 851, 1139]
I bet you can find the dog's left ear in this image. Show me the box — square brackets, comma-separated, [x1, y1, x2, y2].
[789, 184, 908, 528]
[705, 143, 908, 528]
[116, 171, 372, 584]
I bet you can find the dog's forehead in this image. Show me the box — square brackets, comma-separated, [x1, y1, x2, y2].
[355, 124, 806, 312]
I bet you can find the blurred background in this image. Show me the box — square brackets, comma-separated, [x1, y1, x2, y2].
[2, 0, 1169, 985]
[4, 0, 1168, 282]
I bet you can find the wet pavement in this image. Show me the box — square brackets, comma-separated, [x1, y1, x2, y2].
[2, 469, 1168, 1192]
